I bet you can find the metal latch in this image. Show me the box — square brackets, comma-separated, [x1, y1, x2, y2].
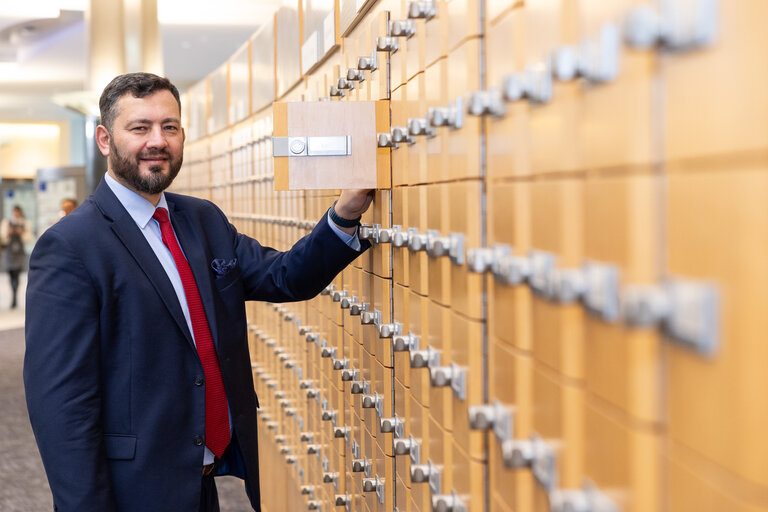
[273, 136, 352, 157]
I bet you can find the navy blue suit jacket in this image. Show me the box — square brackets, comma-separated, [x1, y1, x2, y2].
[23, 179, 368, 511]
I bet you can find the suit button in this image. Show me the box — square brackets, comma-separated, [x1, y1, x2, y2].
[194, 435, 204, 446]
[195, 375, 204, 386]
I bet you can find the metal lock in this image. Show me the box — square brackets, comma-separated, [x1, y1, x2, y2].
[379, 321, 403, 339]
[266, 421, 278, 431]
[360, 309, 381, 326]
[377, 227, 395, 243]
[466, 88, 505, 117]
[349, 301, 367, 316]
[425, 230, 451, 258]
[493, 250, 532, 286]
[300, 432, 314, 443]
[346, 67, 365, 82]
[362, 476, 385, 503]
[340, 368, 357, 382]
[336, 77, 355, 90]
[410, 344, 439, 369]
[361, 393, 381, 409]
[362, 477, 377, 493]
[407, 228, 428, 252]
[279, 446, 290, 455]
[298, 325, 312, 336]
[407, 117, 436, 138]
[282, 311, 294, 322]
[408, 0, 436, 20]
[410, 460, 441, 494]
[332, 358, 349, 371]
[340, 293, 354, 309]
[392, 332, 419, 352]
[357, 53, 378, 71]
[549, 482, 620, 512]
[284, 359, 296, 369]
[428, 97, 463, 129]
[274, 391, 286, 400]
[431, 490, 467, 512]
[266, 380, 277, 389]
[299, 379, 313, 390]
[391, 126, 414, 144]
[333, 426, 350, 439]
[549, 268, 588, 304]
[321, 410, 337, 422]
[331, 289, 348, 302]
[623, 280, 719, 356]
[376, 36, 399, 53]
[377, 132, 398, 148]
[321, 284, 334, 296]
[429, 362, 467, 400]
[468, 400, 513, 442]
[320, 346, 336, 359]
[300, 485, 315, 496]
[359, 223, 376, 241]
[523, 62, 554, 104]
[285, 408, 296, 417]
[572, 23, 621, 83]
[379, 415, 403, 435]
[274, 435, 287, 444]
[389, 19, 416, 38]
[391, 225, 409, 247]
[306, 332, 319, 344]
[350, 380, 367, 395]
[624, 0, 717, 51]
[351, 457, 371, 474]
[306, 388, 318, 399]
[581, 262, 621, 322]
[307, 500, 321, 510]
[334, 494, 349, 506]
[279, 399, 291, 409]
[529, 250, 557, 296]
[322, 471, 339, 484]
[394, 435, 418, 458]
[307, 444, 321, 455]
[265, 339, 277, 348]
[501, 435, 558, 491]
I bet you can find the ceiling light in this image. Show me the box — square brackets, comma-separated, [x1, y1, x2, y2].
[0, 6, 61, 19]
[0, 123, 60, 139]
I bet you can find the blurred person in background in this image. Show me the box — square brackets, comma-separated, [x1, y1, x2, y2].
[1, 205, 31, 309]
[60, 198, 78, 217]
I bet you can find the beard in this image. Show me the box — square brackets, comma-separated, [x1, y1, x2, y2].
[110, 140, 183, 195]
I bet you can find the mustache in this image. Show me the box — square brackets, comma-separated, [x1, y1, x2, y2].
[138, 150, 170, 159]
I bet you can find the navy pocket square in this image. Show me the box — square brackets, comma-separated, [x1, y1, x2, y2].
[211, 258, 238, 276]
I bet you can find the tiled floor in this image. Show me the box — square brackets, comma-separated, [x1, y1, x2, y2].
[0, 274, 254, 511]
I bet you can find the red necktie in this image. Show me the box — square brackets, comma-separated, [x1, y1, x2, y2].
[153, 207, 230, 457]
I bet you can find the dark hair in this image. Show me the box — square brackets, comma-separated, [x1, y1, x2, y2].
[99, 72, 181, 132]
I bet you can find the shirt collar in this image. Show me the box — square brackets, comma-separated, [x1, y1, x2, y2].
[104, 172, 169, 229]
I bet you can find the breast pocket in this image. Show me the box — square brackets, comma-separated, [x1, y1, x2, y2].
[214, 266, 242, 293]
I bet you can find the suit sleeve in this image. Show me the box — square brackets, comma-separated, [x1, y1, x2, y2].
[224, 207, 370, 302]
[23, 228, 117, 512]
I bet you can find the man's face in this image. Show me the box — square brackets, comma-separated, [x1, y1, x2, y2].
[105, 90, 185, 196]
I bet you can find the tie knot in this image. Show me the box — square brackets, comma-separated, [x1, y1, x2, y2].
[153, 207, 170, 225]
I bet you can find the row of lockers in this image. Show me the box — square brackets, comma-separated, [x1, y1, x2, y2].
[168, 0, 768, 511]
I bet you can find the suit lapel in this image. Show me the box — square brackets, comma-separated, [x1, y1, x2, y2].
[166, 200, 221, 351]
[93, 180, 195, 349]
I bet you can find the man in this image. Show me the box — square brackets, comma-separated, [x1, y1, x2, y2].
[23, 72, 372, 512]
[60, 197, 78, 216]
